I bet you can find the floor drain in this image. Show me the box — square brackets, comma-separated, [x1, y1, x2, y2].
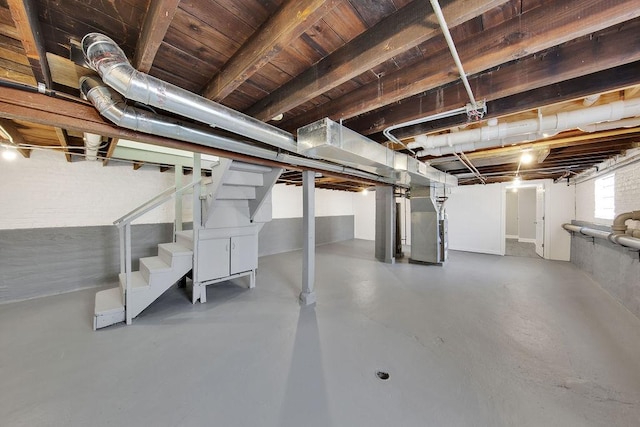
[376, 371, 390, 380]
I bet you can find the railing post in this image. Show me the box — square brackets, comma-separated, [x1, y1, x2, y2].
[125, 222, 132, 325]
[118, 225, 125, 276]
[174, 164, 183, 239]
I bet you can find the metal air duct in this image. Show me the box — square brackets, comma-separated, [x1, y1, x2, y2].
[298, 118, 456, 186]
[81, 33, 296, 153]
[79, 77, 394, 185]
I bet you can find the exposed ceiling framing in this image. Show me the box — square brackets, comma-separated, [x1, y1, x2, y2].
[0, 0, 637, 190]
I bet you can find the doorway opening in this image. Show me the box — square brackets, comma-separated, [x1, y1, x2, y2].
[504, 184, 544, 258]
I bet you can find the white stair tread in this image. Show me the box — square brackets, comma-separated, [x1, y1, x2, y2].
[229, 161, 272, 173]
[95, 287, 124, 315]
[158, 242, 192, 257]
[119, 272, 149, 291]
[140, 256, 171, 272]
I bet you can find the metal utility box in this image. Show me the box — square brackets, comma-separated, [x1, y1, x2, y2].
[409, 186, 447, 266]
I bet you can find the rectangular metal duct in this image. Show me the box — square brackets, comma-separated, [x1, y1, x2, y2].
[297, 118, 457, 187]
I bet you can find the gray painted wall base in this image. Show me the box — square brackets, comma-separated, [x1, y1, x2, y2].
[0, 215, 354, 303]
[569, 222, 640, 319]
[0, 223, 174, 303]
[258, 215, 354, 257]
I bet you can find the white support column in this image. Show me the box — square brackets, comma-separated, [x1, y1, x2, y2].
[375, 185, 396, 264]
[192, 153, 202, 303]
[300, 170, 316, 305]
[174, 165, 183, 235]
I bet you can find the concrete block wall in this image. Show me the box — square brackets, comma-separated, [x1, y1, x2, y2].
[572, 162, 640, 319]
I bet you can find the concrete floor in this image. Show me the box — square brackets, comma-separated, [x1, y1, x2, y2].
[505, 238, 540, 258]
[2, 239, 640, 426]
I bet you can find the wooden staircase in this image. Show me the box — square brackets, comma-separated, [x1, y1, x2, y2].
[93, 159, 282, 329]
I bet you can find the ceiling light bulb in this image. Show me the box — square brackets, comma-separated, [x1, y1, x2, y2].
[520, 152, 533, 164]
[2, 147, 17, 161]
[362, 188, 369, 196]
[271, 113, 284, 121]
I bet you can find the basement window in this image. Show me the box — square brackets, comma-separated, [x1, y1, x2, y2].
[594, 174, 615, 220]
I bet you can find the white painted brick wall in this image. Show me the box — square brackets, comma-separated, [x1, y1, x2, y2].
[615, 163, 640, 215]
[575, 162, 640, 225]
[0, 151, 177, 230]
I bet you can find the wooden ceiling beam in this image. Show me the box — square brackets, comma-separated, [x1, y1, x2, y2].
[133, 0, 181, 73]
[0, 86, 380, 187]
[288, 0, 640, 135]
[201, 0, 340, 102]
[245, 0, 509, 121]
[54, 127, 72, 162]
[7, 0, 51, 87]
[0, 117, 30, 158]
[102, 137, 119, 166]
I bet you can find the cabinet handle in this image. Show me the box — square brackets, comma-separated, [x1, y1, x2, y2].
[232, 242, 236, 250]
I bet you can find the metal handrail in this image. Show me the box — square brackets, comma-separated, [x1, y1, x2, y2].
[114, 180, 201, 227]
[115, 178, 201, 324]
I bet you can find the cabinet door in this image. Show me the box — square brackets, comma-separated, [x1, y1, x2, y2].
[198, 238, 230, 281]
[230, 234, 257, 274]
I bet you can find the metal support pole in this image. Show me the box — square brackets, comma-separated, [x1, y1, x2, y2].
[300, 170, 316, 305]
[192, 153, 202, 303]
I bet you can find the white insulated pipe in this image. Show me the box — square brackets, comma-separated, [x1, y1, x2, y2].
[563, 210, 640, 251]
[83, 132, 102, 161]
[410, 99, 640, 156]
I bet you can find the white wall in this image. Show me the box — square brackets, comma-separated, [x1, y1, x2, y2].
[0, 151, 176, 230]
[545, 182, 574, 261]
[518, 187, 536, 241]
[446, 182, 505, 255]
[444, 180, 573, 260]
[353, 190, 375, 240]
[505, 190, 518, 237]
[271, 183, 355, 219]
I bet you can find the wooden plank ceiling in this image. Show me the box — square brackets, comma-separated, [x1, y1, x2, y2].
[0, 0, 638, 189]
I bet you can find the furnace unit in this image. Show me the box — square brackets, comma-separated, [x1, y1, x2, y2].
[409, 186, 447, 265]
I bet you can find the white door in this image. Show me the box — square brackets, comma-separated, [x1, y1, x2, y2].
[535, 185, 545, 257]
[230, 234, 258, 274]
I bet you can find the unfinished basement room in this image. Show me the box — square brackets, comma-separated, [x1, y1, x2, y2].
[1, 0, 640, 425]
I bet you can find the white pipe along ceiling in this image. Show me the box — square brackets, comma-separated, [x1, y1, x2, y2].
[80, 33, 455, 188]
[409, 99, 640, 156]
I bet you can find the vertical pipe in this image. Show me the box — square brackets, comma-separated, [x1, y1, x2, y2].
[429, 0, 477, 106]
[300, 170, 317, 305]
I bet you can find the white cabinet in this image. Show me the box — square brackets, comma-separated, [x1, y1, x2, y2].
[230, 234, 257, 274]
[198, 238, 230, 281]
[196, 226, 258, 283]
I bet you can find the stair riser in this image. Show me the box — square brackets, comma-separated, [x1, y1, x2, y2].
[158, 247, 193, 266]
[94, 311, 125, 330]
[222, 170, 264, 187]
[217, 185, 256, 200]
